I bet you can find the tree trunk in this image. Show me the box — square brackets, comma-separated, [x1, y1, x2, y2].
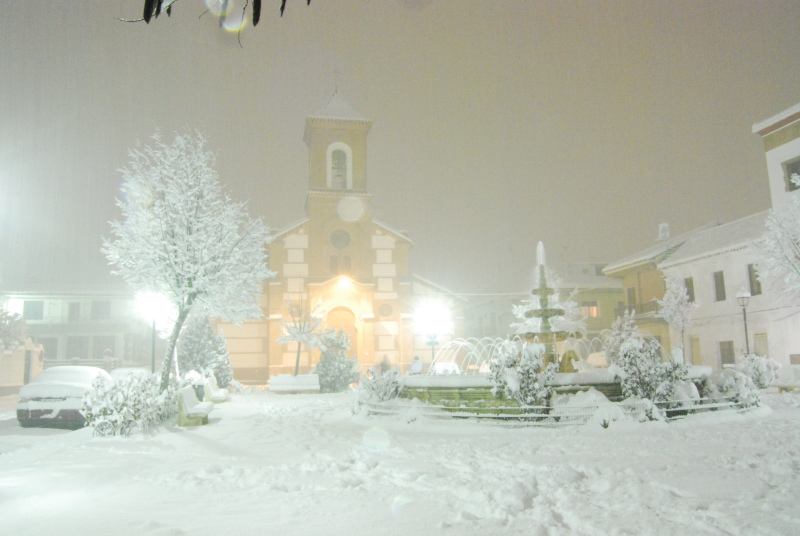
[160, 305, 191, 392]
[294, 342, 302, 376]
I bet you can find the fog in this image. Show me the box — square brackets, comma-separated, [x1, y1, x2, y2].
[2, 1, 798, 294]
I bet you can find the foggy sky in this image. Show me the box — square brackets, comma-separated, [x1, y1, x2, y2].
[1, 1, 799, 295]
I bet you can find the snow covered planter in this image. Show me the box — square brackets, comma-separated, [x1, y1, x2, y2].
[700, 369, 760, 408]
[736, 354, 780, 389]
[489, 339, 557, 407]
[359, 369, 403, 402]
[81, 373, 179, 436]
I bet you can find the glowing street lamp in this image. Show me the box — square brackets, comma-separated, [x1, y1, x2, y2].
[736, 288, 751, 355]
[415, 300, 451, 363]
[134, 291, 172, 373]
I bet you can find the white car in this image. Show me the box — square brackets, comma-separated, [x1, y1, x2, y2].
[16, 366, 112, 429]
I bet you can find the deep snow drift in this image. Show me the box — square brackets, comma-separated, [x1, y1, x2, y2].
[1, 390, 799, 535]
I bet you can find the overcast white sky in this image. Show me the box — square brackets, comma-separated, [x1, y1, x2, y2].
[1, 1, 799, 294]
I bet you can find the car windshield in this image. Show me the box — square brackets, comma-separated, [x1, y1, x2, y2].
[32, 367, 103, 385]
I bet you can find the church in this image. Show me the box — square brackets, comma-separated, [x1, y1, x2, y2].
[217, 91, 466, 383]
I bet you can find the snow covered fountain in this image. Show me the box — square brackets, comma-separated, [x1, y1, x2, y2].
[398, 242, 623, 418]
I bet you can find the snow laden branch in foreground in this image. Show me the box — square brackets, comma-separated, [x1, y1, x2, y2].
[103, 130, 274, 390]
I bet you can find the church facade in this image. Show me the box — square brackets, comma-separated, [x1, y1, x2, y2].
[218, 92, 465, 383]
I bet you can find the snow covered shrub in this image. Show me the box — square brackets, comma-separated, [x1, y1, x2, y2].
[489, 339, 557, 406]
[359, 369, 403, 402]
[736, 354, 780, 389]
[615, 336, 688, 406]
[668, 380, 701, 410]
[315, 328, 358, 393]
[701, 369, 760, 407]
[177, 313, 234, 388]
[81, 373, 178, 436]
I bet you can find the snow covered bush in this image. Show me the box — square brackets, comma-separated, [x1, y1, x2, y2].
[359, 369, 403, 402]
[736, 354, 780, 389]
[615, 336, 688, 406]
[489, 339, 557, 406]
[315, 328, 358, 393]
[81, 373, 178, 436]
[177, 313, 234, 388]
[700, 369, 760, 408]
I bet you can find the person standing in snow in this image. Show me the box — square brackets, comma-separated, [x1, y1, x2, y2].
[410, 355, 422, 375]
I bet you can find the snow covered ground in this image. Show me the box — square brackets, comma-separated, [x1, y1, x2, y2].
[1, 390, 800, 535]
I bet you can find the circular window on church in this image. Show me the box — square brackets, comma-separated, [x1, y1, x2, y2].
[379, 304, 393, 317]
[330, 230, 351, 249]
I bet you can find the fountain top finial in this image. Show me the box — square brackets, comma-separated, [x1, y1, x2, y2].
[537, 241, 546, 268]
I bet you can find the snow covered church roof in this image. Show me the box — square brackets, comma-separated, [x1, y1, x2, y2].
[308, 89, 370, 122]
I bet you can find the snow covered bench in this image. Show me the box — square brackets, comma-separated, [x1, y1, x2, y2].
[178, 386, 214, 426]
[269, 373, 320, 394]
[204, 375, 230, 403]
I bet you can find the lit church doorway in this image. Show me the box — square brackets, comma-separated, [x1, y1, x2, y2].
[327, 307, 358, 361]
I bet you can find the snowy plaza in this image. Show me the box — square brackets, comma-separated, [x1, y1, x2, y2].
[2, 390, 800, 536]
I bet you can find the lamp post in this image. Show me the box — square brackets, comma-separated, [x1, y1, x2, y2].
[736, 288, 751, 355]
[135, 291, 171, 373]
[415, 300, 451, 373]
[426, 332, 438, 362]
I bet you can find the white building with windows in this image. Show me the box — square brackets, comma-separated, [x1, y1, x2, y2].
[606, 102, 800, 374]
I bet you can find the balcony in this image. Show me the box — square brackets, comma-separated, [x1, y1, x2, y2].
[614, 300, 661, 319]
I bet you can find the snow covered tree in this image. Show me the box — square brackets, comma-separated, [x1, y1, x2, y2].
[656, 276, 698, 356]
[753, 172, 800, 300]
[603, 309, 640, 365]
[489, 338, 557, 406]
[104, 130, 273, 392]
[315, 328, 358, 393]
[177, 312, 234, 388]
[0, 309, 26, 348]
[277, 297, 324, 376]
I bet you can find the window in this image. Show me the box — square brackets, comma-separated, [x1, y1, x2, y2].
[684, 277, 695, 303]
[782, 156, 800, 192]
[791, 354, 800, 365]
[719, 341, 735, 366]
[626, 287, 637, 309]
[68, 302, 81, 322]
[713, 271, 726, 302]
[748, 264, 762, 296]
[331, 149, 347, 189]
[37, 337, 58, 361]
[580, 301, 598, 318]
[91, 301, 111, 320]
[66, 336, 89, 360]
[22, 301, 44, 320]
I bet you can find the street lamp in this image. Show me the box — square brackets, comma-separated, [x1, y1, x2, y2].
[736, 288, 751, 356]
[134, 291, 172, 373]
[415, 300, 451, 368]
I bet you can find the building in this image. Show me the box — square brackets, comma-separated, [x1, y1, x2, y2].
[217, 91, 466, 383]
[0, 288, 156, 374]
[605, 102, 800, 372]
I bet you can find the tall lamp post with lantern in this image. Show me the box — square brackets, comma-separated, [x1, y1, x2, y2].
[736, 288, 751, 355]
[135, 291, 172, 373]
[414, 301, 451, 373]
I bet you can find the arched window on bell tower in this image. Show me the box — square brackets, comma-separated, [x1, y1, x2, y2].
[326, 142, 353, 189]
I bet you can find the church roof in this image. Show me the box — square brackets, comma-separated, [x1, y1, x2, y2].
[309, 89, 370, 122]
